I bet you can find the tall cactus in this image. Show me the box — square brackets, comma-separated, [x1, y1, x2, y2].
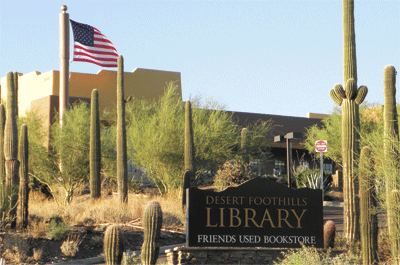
[117, 55, 128, 203]
[4, 71, 19, 228]
[141, 201, 163, 265]
[240, 127, 249, 165]
[90, 89, 101, 199]
[181, 170, 191, 211]
[329, 0, 367, 242]
[184, 101, 197, 188]
[17, 124, 29, 230]
[103, 224, 124, 265]
[0, 104, 5, 206]
[359, 146, 378, 265]
[383, 64, 400, 263]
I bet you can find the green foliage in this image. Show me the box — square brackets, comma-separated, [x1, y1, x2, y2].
[274, 245, 360, 265]
[304, 102, 381, 167]
[122, 252, 141, 265]
[21, 102, 92, 205]
[141, 201, 163, 265]
[125, 83, 242, 194]
[47, 222, 71, 241]
[296, 169, 332, 191]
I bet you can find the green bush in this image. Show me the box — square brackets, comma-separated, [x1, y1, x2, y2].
[296, 169, 332, 190]
[47, 222, 71, 241]
[274, 245, 360, 265]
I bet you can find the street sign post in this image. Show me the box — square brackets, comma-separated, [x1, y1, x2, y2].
[315, 141, 327, 203]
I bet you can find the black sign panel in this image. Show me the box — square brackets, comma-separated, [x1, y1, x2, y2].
[187, 178, 323, 248]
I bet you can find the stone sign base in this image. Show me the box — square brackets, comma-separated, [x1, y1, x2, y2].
[165, 246, 347, 265]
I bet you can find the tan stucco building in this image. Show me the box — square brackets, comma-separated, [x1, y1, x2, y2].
[1, 68, 182, 117]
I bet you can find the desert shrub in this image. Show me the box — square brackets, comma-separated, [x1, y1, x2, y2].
[1, 233, 30, 264]
[60, 234, 84, 257]
[47, 222, 71, 241]
[274, 245, 360, 265]
[296, 169, 332, 191]
[90, 235, 103, 248]
[274, 245, 322, 265]
[213, 161, 255, 189]
[122, 252, 141, 265]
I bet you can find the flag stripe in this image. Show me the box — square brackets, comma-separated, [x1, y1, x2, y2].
[73, 58, 118, 67]
[74, 44, 118, 57]
[70, 19, 118, 68]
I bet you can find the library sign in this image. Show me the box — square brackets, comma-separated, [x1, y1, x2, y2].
[187, 178, 323, 248]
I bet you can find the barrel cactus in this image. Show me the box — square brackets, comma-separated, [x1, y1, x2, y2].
[184, 100, 197, 188]
[359, 146, 378, 265]
[17, 124, 29, 230]
[329, 0, 367, 242]
[104, 224, 124, 265]
[323, 220, 336, 249]
[90, 89, 101, 199]
[141, 201, 163, 265]
[117, 55, 128, 203]
[383, 64, 399, 263]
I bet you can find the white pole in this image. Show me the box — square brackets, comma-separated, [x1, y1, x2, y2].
[59, 5, 70, 127]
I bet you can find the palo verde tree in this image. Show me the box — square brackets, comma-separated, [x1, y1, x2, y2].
[126, 83, 246, 194]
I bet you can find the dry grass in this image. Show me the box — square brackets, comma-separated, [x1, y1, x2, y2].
[1, 233, 30, 264]
[32, 247, 43, 261]
[28, 189, 185, 231]
[60, 233, 85, 257]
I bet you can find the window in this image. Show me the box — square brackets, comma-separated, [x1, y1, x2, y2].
[274, 160, 286, 176]
[323, 163, 333, 174]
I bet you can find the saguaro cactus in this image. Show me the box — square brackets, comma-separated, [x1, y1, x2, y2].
[359, 146, 378, 265]
[240, 127, 250, 165]
[4, 72, 20, 228]
[181, 170, 191, 211]
[383, 64, 399, 263]
[90, 89, 101, 199]
[17, 124, 29, 230]
[103, 224, 124, 265]
[141, 201, 163, 265]
[184, 101, 197, 188]
[117, 55, 128, 203]
[0, 104, 5, 206]
[329, 0, 367, 242]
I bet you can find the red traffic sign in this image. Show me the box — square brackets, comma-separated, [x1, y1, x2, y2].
[315, 140, 328, 152]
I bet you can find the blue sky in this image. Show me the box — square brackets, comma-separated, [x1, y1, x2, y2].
[0, 0, 398, 117]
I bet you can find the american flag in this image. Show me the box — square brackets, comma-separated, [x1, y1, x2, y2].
[70, 19, 118, 67]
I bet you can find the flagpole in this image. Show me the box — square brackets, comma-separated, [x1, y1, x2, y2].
[59, 5, 69, 127]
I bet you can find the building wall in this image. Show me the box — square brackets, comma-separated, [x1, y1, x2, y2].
[1, 68, 182, 116]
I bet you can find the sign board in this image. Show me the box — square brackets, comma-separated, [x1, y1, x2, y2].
[187, 178, 323, 248]
[315, 140, 328, 153]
